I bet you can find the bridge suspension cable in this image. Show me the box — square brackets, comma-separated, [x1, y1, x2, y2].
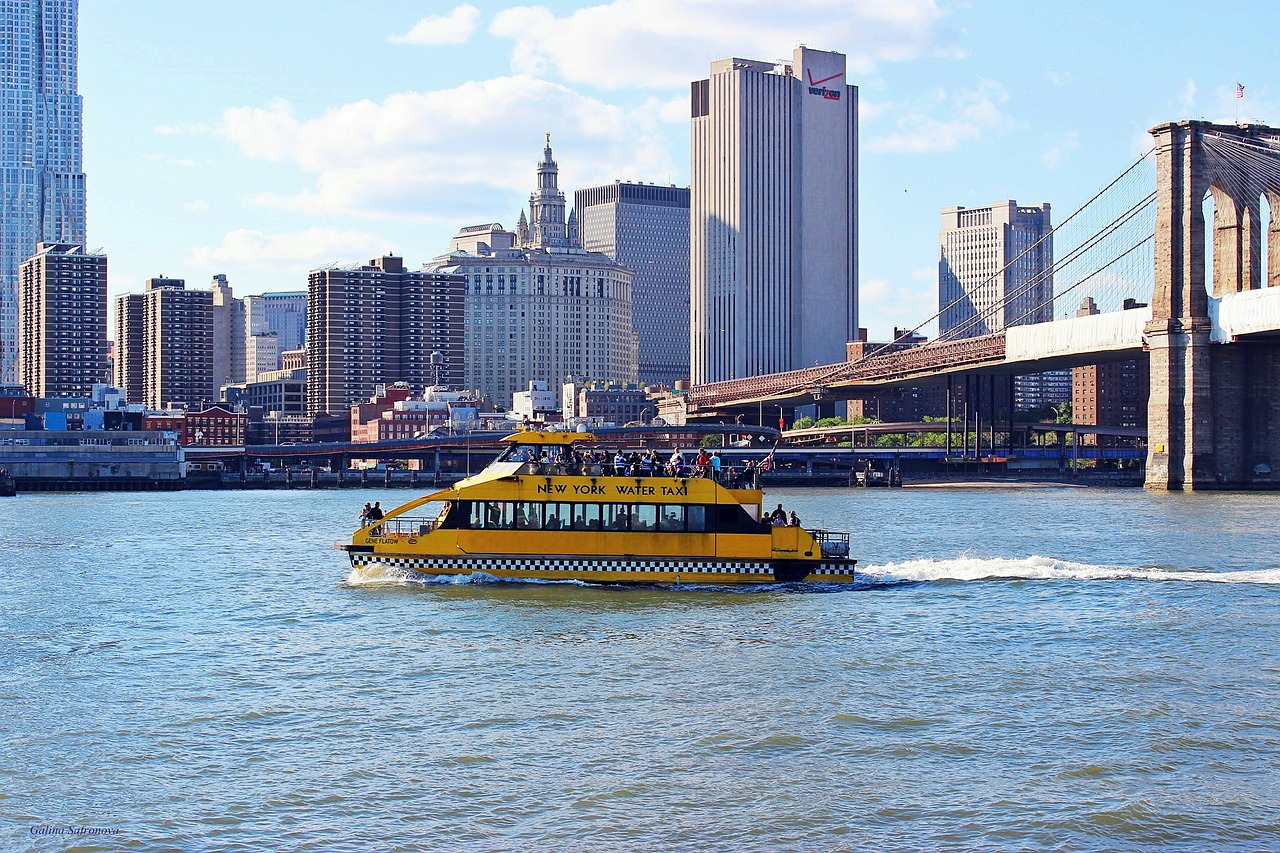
[1201, 130, 1280, 198]
[882, 148, 1157, 352]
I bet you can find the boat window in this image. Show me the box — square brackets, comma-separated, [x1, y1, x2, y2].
[602, 503, 629, 531]
[544, 502, 571, 530]
[631, 504, 658, 532]
[572, 503, 602, 531]
[477, 501, 515, 530]
[657, 506, 683, 532]
[515, 501, 542, 530]
[718, 503, 764, 533]
[687, 505, 707, 533]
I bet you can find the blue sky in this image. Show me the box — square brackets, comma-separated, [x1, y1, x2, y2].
[80, 0, 1276, 342]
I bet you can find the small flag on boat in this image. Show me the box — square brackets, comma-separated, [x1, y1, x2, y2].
[1237, 83, 1245, 99]
[759, 450, 774, 472]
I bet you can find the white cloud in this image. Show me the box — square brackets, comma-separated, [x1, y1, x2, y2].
[864, 79, 1013, 154]
[219, 76, 677, 223]
[189, 228, 391, 271]
[1181, 79, 1197, 109]
[859, 275, 938, 339]
[490, 0, 957, 90]
[182, 200, 209, 212]
[1041, 131, 1080, 169]
[390, 5, 480, 46]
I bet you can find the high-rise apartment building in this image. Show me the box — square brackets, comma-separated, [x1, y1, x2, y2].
[141, 278, 212, 409]
[426, 139, 636, 407]
[576, 182, 690, 387]
[1, 0, 87, 384]
[306, 256, 464, 416]
[115, 277, 214, 409]
[690, 46, 858, 384]
[18, 242, 106, 396]
[1072, 296, 1149, 434]
[938, 200, 1065, 409]
[113, 292, 144, 404]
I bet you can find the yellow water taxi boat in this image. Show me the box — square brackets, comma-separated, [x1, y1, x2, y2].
[338, 430, 855, 585]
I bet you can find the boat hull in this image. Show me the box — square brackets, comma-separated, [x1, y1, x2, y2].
[346, 549, 856, 585]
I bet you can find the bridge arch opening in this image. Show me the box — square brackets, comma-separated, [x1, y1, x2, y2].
[1203, 181, 1270, 298]
[1265, 189, 1278, 288]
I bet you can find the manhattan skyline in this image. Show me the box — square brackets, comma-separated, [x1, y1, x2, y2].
[78, 0, 1275, 344]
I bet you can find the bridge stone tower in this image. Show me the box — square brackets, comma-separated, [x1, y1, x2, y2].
[1145, 120, 1280, 490]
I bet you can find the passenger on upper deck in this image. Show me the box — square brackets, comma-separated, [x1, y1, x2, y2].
[640, 452, 655, 477]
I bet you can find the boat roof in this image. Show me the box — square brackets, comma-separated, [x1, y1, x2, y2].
[499, 427, 599, 448]
[501, 430, 598, 446]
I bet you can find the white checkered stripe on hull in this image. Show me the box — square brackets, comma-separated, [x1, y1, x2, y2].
[350, 553, 853, 579]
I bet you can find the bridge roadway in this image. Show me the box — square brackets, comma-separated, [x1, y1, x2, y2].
[784, 421, 1146, 447]
[683, 287, 1280, 414]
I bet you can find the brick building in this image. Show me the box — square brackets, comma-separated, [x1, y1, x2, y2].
[185, 405, 246, 446]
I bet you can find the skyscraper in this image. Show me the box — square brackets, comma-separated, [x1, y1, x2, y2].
[210, 274, 246, 394]
[244, 291, 307, 354]
[938, 200, 1053, 337]
[576, 181, 690, 387]
[427, 138, 636, 407]
[937, 200, 1066, 408]
[18, 242, 105, 396]
[306, 256, 464, 416]
[690, 46, 858, 384]
[1, 0, 87, 383]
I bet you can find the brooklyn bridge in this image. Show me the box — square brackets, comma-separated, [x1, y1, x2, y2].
[668, 120, 1280, 491]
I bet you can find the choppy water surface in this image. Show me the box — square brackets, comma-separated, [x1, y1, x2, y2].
[2, 486, 1279, 851]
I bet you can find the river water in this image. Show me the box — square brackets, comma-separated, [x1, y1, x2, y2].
[2, 485, 1278, 851]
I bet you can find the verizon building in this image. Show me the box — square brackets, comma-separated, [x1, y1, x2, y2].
[690, 46, 858, 384]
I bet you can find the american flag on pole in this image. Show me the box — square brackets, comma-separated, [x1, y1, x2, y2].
[1237, 83, 1245, 99]
[759, 450, 775, 472]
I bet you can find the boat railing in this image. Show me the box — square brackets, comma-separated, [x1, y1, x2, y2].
[367, 516, 439, 537]
[811, 529, 851, 558]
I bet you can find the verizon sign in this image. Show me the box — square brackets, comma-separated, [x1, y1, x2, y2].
[806, 68, 843, 101]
